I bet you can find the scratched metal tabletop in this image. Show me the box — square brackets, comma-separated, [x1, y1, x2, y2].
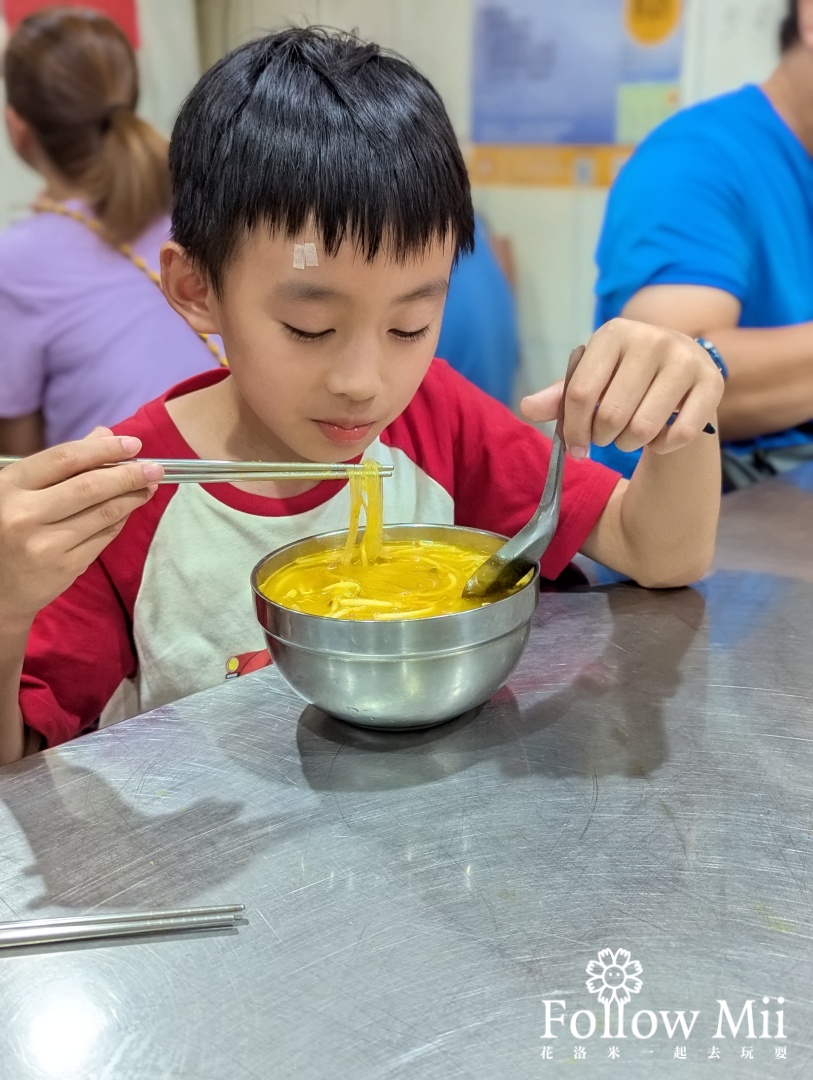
[0, 467, 811, 1080]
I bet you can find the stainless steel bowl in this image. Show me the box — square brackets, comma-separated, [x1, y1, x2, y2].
[251, 523, 540, 730]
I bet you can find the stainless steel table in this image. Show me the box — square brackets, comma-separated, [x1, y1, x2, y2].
[1, 468, 812, 1079]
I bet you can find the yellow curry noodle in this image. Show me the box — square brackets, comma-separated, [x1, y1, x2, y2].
[259, 460, 499, 620]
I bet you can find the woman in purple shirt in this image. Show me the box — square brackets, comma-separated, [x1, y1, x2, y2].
[0, 8, 219, 455]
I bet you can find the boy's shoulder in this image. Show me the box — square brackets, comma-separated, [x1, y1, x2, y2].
[388, 357, 621, 581]
[381, 357, 525, 484]
[99, 370, 229, 608]
[389, 356, 521, 436]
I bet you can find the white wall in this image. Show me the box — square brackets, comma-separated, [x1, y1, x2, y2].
[682, 0, 786, 104]
[0, 0, 201, 227]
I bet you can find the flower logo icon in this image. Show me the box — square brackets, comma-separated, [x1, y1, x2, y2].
[586, 948, 643, 1005]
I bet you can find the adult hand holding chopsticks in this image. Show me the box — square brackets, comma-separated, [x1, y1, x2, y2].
[0, 428, 161, 764]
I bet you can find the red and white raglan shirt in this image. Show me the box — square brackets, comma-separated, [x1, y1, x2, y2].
[20, 361, 622, 748]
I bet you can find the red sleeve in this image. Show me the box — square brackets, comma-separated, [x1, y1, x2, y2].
[19, 559, 136, 748]
[441, 362, 621, 580]
[18, 399, 176, 748]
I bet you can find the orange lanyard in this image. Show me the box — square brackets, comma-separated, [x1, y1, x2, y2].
[32, 197, 228, 368]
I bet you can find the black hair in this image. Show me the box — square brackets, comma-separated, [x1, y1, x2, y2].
[169, 27, 474, 292]
[780, 0, 799, 51]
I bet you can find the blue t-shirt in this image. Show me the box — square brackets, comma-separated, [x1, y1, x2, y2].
[592, 85, 813, 477]
[436, 215, 519, 405]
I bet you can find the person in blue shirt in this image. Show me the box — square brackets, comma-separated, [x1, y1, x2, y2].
[592, 0, 813, 484]
[436, 213, 519, 405]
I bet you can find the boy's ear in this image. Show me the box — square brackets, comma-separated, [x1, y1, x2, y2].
[160, 242, 221, 334]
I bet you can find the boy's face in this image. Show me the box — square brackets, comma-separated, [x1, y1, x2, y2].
[168, 229, 455, 462]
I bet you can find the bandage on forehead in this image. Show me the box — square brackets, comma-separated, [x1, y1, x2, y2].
[293, 242, 319, 269]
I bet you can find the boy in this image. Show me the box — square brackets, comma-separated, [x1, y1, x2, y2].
[0, 29, 723, 765]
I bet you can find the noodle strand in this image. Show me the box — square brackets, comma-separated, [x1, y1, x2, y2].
[259, 459, 530, 621]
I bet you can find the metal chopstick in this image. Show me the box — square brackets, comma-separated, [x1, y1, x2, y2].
[0, 903, 244, 935]
[0, 457, 393, 484]
[153, 460, 393, 486]
[0, 909, 244, 950]
[131, 459, 391, 472]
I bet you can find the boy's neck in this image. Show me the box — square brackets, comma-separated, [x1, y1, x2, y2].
[165, 377, 320, 499]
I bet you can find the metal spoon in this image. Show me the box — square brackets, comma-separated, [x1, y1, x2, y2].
[462, 345, 585, 600]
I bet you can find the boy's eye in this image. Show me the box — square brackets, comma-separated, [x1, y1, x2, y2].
[390, 325, 432, 342]
[283, 324, 431, 343]
[283, 324, 333, 342]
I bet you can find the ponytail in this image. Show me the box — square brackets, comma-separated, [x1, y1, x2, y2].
[86, 109, 171, 243]
[4, 8, 171, 243]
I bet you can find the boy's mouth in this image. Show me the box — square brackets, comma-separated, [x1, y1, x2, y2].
[315, 420, 375, 445]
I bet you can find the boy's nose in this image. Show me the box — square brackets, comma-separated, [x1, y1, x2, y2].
[326, 343, 384, 402]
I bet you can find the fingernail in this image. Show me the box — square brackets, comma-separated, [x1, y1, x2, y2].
[119, 436, 141, 456]
[142, 462, 164, 481]
[569, 445, 588, 460]
[146, 483, 159, 495]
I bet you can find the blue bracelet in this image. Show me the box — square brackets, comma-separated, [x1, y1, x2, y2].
[695, 337, 728, 380]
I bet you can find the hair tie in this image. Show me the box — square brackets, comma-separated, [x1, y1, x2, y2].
[100, 103, 131, 133]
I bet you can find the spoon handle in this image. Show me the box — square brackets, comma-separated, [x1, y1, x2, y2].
[513, 345, 583, 562]
[461, 348, 586, 599]
[540, 344, 584, 520]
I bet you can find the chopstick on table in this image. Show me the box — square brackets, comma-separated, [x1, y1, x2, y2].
[0, 457, 394, 484]
[0, 903, 245, 950]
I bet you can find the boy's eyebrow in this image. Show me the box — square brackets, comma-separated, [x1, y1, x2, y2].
[273, 279, 450, 304]
[393, 279, 450, 304]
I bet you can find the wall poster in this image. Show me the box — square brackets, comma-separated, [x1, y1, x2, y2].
[470, 0, 684, 186]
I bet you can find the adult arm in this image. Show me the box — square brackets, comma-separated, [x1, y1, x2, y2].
[621, 284, 813, 441]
